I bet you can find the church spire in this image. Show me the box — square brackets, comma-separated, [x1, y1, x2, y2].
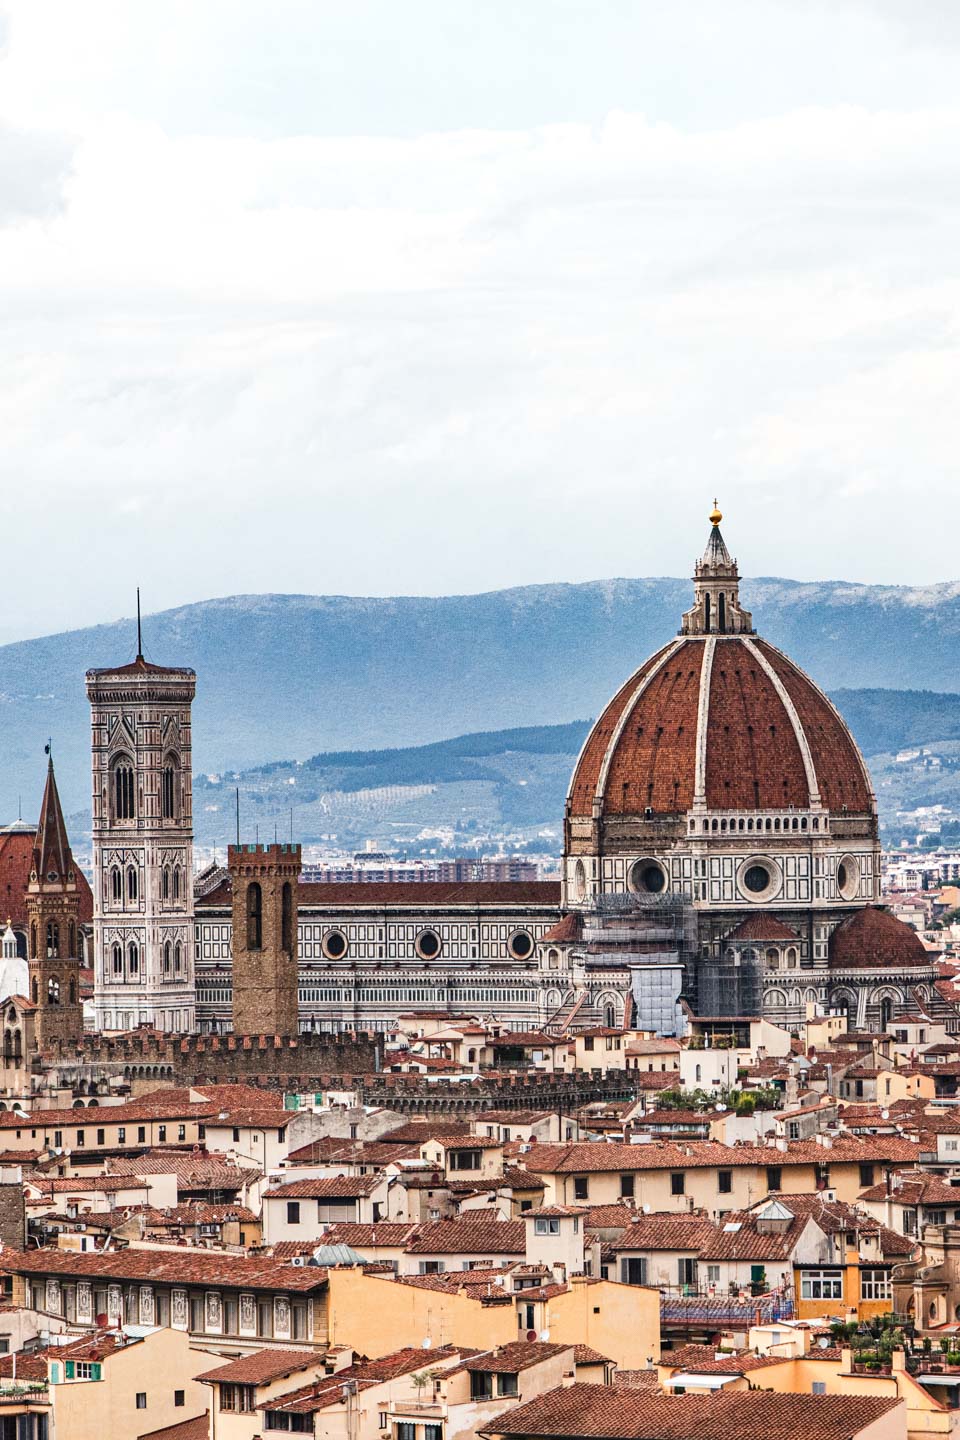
[32, 753, 74, 886]
[680, 501, 753, 636]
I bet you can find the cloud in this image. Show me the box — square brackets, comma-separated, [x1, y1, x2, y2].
[0, 3, 957, 640]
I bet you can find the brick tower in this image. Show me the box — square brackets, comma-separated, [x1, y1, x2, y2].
[26, 756, 84, 1049]
[228, 844, 301, 1035]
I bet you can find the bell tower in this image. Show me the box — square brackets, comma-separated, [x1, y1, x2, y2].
[87, 628, 197, 1034]
[228, 844, 301, 1035]
[26, 756, 84, 1050]
[681, 502, 754, 636]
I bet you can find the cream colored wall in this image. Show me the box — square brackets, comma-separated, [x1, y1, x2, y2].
[524, 1218, 585, 1279]
[0, 1113, 204, 1155]
[51, 1327, 209, 1440]
[441, 1350, 575, 1440]
[327, 1268, 516, 1356]
[204, 1122, 289, 1170]
[544, 1278, 660, 1370]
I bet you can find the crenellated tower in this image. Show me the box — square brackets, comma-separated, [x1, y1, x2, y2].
[228, 843, 301, 1035]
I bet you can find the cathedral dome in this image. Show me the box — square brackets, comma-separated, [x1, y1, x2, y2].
[567, 513, 874, 824]
[828, 906, 930, 970]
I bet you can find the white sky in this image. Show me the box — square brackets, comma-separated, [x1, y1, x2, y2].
[1, 0, 959, 641]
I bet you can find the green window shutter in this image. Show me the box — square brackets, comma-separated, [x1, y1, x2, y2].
[91, 1363, 102, 1381]
[64, 1362, 75, 1380]
[50, 1364, 60, 1385]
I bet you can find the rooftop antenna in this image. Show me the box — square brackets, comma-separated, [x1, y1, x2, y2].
[136, 587, 143, 661]
[235, 788, 240, 848]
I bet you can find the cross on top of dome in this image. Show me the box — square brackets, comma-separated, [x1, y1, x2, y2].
[680, 502, 754, 636]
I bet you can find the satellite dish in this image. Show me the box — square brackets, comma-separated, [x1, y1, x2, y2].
[881, 1110, 890, 1120]
[715, 1103, 726, 1112]
[539, 1329, 550, 1342]
[421, 1338, 432, 1349]
[642, 1203, 651, 1214]
[818, 1337, 830, 1349]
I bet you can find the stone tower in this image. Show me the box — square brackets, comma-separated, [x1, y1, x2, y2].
[26, 757, 84, 1049]
[87, 643, 197, 1034]
[228, 844, 301, 1035]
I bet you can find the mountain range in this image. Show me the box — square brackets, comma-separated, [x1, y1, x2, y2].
[5, 575, 960, 821]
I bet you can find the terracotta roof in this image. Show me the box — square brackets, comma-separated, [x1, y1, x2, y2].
[465, 1342, 571, 1373]
[198, 881, 561, 910]
[405, 1219, 525, 1254]
[566, 634, 874, 820]
[725, 915, 800, 942]
[207, 1108, 298, 1130]
[477, 1382, 901, 1440]
[138, 1417, 208, 1440]
[265, 1348, 463, 1414]
[0, 1245, 328, 1293]
[313, 1223, 419, 1248]
[829, 907, 932, 970]
[574, 1345, 613, 1365]
[197, 1349, 317, 1386]
[540, 914, 582, 945]
[522, 1136, 923, 1175]
[265, 1175, 383, 1200]
[611, 1214, 716, 1253]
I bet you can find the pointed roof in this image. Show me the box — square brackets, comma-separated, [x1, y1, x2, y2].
[701, 521, 733, 569]
[32, 759, 73, 884]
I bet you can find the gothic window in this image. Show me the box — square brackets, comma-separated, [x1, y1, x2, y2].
[112, 943, 123, 976]
[163, 942, 172, 975]
[69, 978, 76, 1004]
[46, 922, 60, 958]
[30, 923, 38, 960]
[32, 979, 38, 1005]
[47, 978, 60, 1006]
[111, 868, 122, 903]
[766, 947, 780, 971]
[112, 760, 136, 821]
[247, 883, 263, 951]
[161, 757, 178, 820]
[68, 923, 76, 956]
[174, 942, 182, 973]
[161, 867, 170, 901]
[880, 996, 893, 1030]
[127, 867, 138, 903]
[281, 882, 293, 954]
[173, 867, 181, 901]
[786, 947, 798, 968]
[128, 942, 139, 975]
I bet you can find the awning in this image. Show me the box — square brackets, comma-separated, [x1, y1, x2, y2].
[663, 1373, 740, 1390]
[916, 1374, 960, 1386]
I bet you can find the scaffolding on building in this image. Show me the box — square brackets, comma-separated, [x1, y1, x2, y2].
[581, 892, 698, 1037]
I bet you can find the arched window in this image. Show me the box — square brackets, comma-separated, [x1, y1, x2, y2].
[111, 867, 122, 903]
[705, 593, 711, 630]
[174, 942, 182, 973]
[112, 943, 123, 976]
[173, 867, 180, 901]
[47, 977, 60, 1006]
[161, 867, 170, 901]
[112, 759, 136, 821]
[46, 922, 59, 958]
[127, 867, 138, 903]
[31, 979, 38, 1005]
[68, 922, 76, 956]
[766, 947, 780, 971]
[163, 941, 171, 974]
[604, 1004, 615, 1028]
[281, 882, 293, 954]
[880, 996, 893, 1031]
[695, 1063, 702, 1083]
[30, 923, 38, 960]
[69, 978, 76, 1004]
[718, 592, 726, 632]
[128, 942, 139, 975]
[161, 756, 178, 819]
[247, 883, 263, 951]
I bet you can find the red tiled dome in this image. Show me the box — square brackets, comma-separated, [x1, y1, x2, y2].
[567, 634, 873, 820]
[829, 907, 931, 970]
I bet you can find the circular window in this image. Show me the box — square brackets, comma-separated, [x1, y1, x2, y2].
[629, 859, 667, 894]
[744, 865, 769, 893]
[573, 860, 587, 901]
[737, 856, 782, 903]
[837, 855, 860, 902]
[416, 929, 442, 960]
[508, 930, 535, 960]
[322, 929, 348, 960]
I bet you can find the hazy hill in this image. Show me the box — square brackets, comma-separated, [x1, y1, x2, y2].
[7, 575, 960, 816]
